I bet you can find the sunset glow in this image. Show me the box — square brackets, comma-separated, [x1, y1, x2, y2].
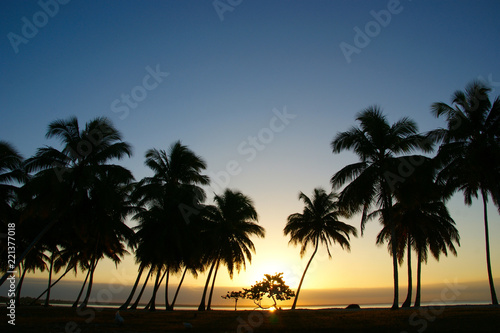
[1, 1, 499, 314]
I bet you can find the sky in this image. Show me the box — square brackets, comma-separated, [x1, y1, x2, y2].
[1, 0, 500, 307]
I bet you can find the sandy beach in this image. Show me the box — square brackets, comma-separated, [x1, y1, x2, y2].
[1, 305, 499, 332]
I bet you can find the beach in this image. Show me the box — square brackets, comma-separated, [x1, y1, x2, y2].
[1, 305, 498, 332]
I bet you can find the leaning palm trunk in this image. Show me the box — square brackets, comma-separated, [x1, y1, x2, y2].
[207, 259, 221, 310]
[414, 250, 422, 307]
[73, 266, 91, 307]
[80, 258, 99, 308]
[170, 267, 188, 310]
[164, 267, 172, 311]
[198, 259, 217, 311]
[130, 266, 153, 310]
[32, 263, 74, 305]
[148, 267, 167, 311]
[402, 235, 412, 308]
[291, 240, 319, 310]
[120, 265, 145, 310]
[44, 253, 55, 307]
[482, 192, 498, 305]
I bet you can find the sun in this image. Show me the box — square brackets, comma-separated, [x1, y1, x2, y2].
[246, 259, 298, 288]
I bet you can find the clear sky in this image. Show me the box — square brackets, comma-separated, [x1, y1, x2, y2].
[1, 0, 499, 306]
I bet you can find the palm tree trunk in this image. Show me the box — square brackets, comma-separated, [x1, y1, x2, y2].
[402, 235, 412, 308]
[165, 266, 172, 311]
[120, 265, 145, 310]
[291, 240, 319, 310]
[414, 250, 422, 307]
[130, 266, 153, 310]
[383, 192, 399, 310]
[148, 266, 166, 311]
[15, 265, 27, 306]
[80, 257, 99, 308]
[31, 263, 74, 305]
[171, 267, 188, 310]
[482, 191, 498, 305]
[73, 266, 91, 307]
[198, 259, 217, 311]
[207, 259, 221, 311]
[44, 252, 55, 306]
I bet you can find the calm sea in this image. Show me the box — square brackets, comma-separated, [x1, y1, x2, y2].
[50, 300, 490, 310]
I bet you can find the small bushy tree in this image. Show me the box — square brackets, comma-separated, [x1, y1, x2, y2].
[222, 273, 295, 310]
[221, 290, 245, 310]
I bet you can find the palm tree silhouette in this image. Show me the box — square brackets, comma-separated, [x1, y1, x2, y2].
[132, 141, 208, 310]
[375, 159, 459, 307]
[0, 141, 26, 286]
[331, 107, 431, 309]
[10, 117, 135, 303]
[430, 81, 500, 305]
[0, 141, 25, 225]
[198, 189, 265, 311]
[284, 188, 357, 310]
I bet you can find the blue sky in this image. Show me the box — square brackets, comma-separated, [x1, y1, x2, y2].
[1, 0, 500, 304]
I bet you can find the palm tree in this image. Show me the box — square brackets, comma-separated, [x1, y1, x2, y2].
[375, 160, 459, 307]
[0, 141, 25, 286]
[132, 141, 209, 311]
[430, 81, 500, 305]
[198, 189, 265, 311]
[2, 117, 134, 290]
[0, 141, 25, 222]
[284, 188, 357, 310]
[331, 107, 431, 309]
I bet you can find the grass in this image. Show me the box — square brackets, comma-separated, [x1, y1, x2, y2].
[0, 305, 498, 332]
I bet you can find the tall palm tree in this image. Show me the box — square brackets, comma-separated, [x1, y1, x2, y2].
[430, 81, 500, 305]
[80, 167, 137, 308]
[132, 141, 209, 311]
[284, 188, 357, 310]
[198, 189, 265, 311]
[375, 159, 459, 307]
[331, 107, 431, 309]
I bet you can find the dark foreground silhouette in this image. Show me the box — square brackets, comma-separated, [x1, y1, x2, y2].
[1, 304, 498, 332]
